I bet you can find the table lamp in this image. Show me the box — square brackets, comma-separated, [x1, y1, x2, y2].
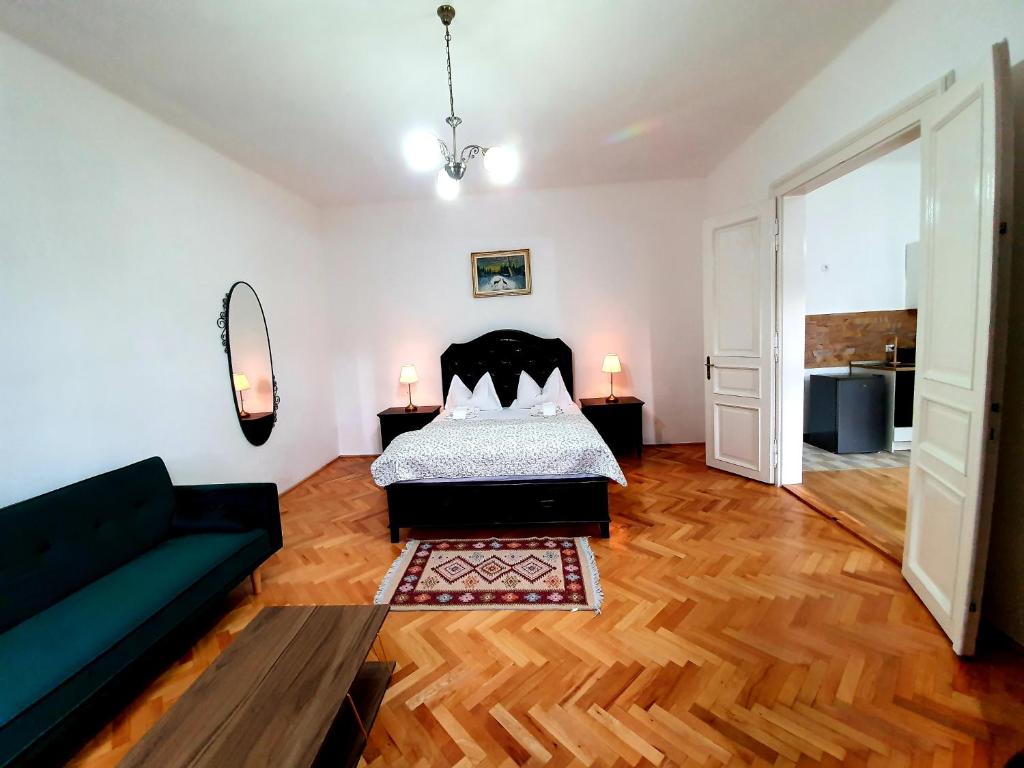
[233, 372, 251, 417]
[399, 364, 419, 411]
[601, 354, 621, 402]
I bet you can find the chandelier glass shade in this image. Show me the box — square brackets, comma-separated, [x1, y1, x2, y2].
[403, 5, 519, 198]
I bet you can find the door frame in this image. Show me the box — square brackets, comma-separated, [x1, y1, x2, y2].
[769, 73, 953, 487]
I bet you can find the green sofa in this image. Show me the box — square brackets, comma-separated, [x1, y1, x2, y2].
[0, 457, 282, 767]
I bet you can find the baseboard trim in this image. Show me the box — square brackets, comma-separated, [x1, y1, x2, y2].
[279, 457, 343, 497]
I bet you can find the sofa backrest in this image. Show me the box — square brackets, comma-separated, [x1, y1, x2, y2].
[0, 457, 176, 632]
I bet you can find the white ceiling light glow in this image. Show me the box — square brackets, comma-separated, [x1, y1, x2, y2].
[403, 5, 519, 198]
[403, 130, 444, 172]
[435, 169, 460, 200]
[483, 146, 519, 185]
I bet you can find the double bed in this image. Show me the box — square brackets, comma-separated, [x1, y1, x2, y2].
[371, 329, 626, 542]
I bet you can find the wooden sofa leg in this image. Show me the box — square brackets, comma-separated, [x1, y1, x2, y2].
[390, 525, 400, 544]
[599, 522, 610, 538]
[250, 570, 262, 595]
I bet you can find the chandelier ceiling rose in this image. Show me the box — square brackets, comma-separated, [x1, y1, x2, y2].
[401, 5, 520, 199]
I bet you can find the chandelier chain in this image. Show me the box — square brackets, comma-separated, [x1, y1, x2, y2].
[444, 28, 455, 121]
[421, 4, 510, 191]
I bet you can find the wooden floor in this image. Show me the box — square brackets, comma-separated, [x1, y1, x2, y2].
[786, 468, 909, 563]
[70, 445, 1024, 767]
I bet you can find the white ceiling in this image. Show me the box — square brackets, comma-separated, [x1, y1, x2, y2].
[0, 0, 893, 205]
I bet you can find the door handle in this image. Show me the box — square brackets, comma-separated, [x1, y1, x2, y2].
[705, 356, 714, 380]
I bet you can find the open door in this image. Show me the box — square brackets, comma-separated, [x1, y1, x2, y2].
[903, 42, 1013, 655]
[702, 203, 775, 483]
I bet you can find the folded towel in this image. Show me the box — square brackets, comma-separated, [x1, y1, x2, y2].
[452, 406, 469, 420]
[529, 402, 561, 417]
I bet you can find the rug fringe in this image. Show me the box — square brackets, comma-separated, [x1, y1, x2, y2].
[577, 536, 604, 615]
[374, 539, 419, 605]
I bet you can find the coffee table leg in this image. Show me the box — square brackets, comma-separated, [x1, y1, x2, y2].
[346, 693, 369, 741]
[373, 634, 391, 668]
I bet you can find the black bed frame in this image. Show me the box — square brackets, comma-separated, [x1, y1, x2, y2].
[385, 329, 611, 542]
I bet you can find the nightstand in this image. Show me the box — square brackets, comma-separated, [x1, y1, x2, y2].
[378, 405, 441, 451]
[579, 397, 644, 457]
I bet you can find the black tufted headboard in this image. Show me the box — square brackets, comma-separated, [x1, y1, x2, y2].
[440, 329, 573, 407]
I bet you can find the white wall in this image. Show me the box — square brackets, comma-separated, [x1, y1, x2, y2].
[706, 0, 1024, 216]
[323, 179, 706, 454]
[803, 141, 921, 315]
[0, 31, 338, 507]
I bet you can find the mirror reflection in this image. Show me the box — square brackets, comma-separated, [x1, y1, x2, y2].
[222, 281, 276, 446]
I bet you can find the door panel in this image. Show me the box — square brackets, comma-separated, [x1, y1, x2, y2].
[703, 203, 774, 483]
[916, 397, 971, 475]
[922, 94, 984, 389]
[711, 220, 762, 357]
[902, 42, 1012, 656]
[714, 404, 761, 470]
[712, 365, 761, 398]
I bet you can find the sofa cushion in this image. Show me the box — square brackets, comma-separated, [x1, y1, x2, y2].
[0, 530, 262, 727]
[0, 458, 177, 632]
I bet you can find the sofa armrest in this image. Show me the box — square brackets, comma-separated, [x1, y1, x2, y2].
[172, 483, 282, 550]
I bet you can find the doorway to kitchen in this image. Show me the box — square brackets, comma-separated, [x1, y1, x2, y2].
[763, 46, 1009, 654]
[780, 138, 922, 562]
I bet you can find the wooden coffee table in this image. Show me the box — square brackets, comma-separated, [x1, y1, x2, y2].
[121, 605, 392, 768]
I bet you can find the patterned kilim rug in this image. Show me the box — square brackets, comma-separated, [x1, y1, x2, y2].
[374, 537, 603, 613]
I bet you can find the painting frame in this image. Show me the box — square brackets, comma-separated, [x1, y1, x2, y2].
[471, 249, 532, 298]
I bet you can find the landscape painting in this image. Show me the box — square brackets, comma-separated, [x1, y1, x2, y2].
[471, 249, 532, 298]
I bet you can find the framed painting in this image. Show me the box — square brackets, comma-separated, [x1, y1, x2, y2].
[471, 249, 532, 298]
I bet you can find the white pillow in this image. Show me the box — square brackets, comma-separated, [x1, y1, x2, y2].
[468, 372, 502, 410]
[444, 375, 473, 411]
[514, 371, 543, 408]
[547, 369, 576, 411]
[446, 372, 502, 411]
[516, 369, 574, 410]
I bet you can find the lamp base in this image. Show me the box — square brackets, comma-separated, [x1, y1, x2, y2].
[405, 403, 417, 412]
[605, 394, 618, 403]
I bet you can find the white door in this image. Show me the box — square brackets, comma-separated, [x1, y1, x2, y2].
[702, 203, 775, 483]
[903, 42, 1012, 656]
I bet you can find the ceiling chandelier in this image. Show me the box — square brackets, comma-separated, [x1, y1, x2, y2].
[402, 4, 519, 200]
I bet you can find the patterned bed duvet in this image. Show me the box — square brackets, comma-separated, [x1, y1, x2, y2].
[370, 410, 627, 487]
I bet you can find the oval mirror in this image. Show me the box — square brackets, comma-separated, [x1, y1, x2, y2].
[218, 281, 277, 446]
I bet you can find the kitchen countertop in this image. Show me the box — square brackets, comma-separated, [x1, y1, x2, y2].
[849, 361, 916, 372]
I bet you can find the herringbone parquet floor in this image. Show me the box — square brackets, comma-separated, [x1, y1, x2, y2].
[70, 445, 1024, 767]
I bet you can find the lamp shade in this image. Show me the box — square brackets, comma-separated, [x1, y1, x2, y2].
[399, 364, 419, 384]
[233, 373, 251, 392]
[601, 354, 622, 374]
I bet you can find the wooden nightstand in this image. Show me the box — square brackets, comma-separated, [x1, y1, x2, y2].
[378, 405, 441, 451]
[579, 396, 644, 457]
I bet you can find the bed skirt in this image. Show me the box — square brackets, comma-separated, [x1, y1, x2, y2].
[384, 475, 610, 542]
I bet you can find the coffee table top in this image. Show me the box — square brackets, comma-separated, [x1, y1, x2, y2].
[121, 605, 389, 768]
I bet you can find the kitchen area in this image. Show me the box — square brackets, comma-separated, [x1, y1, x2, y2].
[787, 139, 921, 562]
[804, 310, 916, 464]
